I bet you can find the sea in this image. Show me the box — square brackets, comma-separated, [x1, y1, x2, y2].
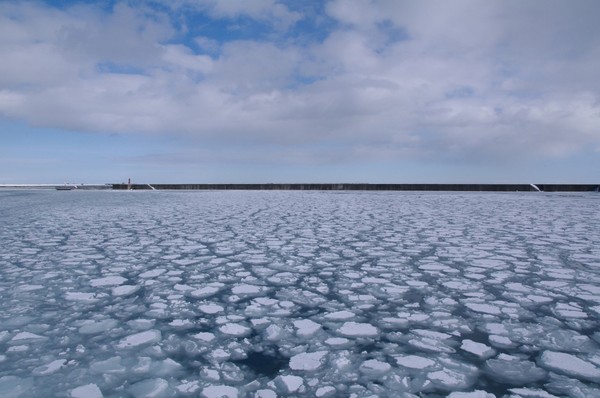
[0, 189, 599, 397]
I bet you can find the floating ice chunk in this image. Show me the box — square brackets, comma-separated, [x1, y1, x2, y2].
[219, 323, 251, 337]
[538, 351, 600, 382]
[464, 303, 501, 315]
[65, 292, 99, 303]
[112, 285, 140, 297]
[508, 388, 560, 397]
[17, 284, 44, 291]
[10, 332, 47, 343]
[32, 359, 66, 376]
[176, 381, 200, 395]
[256, 324, 280, 342]
[261, 298, 285, 308]
[484, 356, 546, 384]
[580, 284, 600, 294]
[526, 294, 553, 304]
[267, 272, 298, 285]
[324, 310, 355, 320]
[129, 378, 170, 398]
[90, 276, 127, 287]
[444, 281, 475, 291]
[293, 319, 322, 337]
[154, 358, 183, 377]
[325, 337, 350, 347]
[192, 332, 216, 342]
[128, 319, 155, 330]
[139, 269, 166, 278]
[169, 319, 194, 329]
[231, 284, 263, 295]
[289, 351, 328, 371]
[447, 391, 495, 398]
[90, 356, 126, 374]
[174, 284, 195, 292]
[427, 369, 474, 390]
[189, 286, 221, 298]
[173, 259, 200, 266]
[538, 329, 594, 352]
[199, 367, 221, 381]
[362, 276, 388, 284]
[465, 273, 486, 281]
[274, 375, 304, 394]
[460, 340, 496, 359]
[117, 330, 161, 349]
[420, 263, 453, 271]
[488, 335, 516, 349]
[220, 362, 245, 383]
[199, 303, 224, 314]
[409, 313, 431, 322]
[505, 282, 531, 293]
[380, 317, 409, 328]
[315, 386, 337, 397]
[408, 336, 455, 353]
[132, 357, 152, 374]
[553, 303, 587, 319]
[337, 322, 378, 337]
[7, 345, 29, 352]
[359, 359, 391, 376]
[79, 319, 118, 335]
[483, 323, 507, 335]
[395, 355, 436, 369]
[206, 348, 230, 363]
[412, 329, 453, 340]
[71, 383, 103, 398]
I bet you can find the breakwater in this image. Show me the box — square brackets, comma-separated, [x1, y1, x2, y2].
[112, 183, 600, 192]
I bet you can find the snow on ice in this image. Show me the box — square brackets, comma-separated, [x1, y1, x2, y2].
[1, 190, 600, 396]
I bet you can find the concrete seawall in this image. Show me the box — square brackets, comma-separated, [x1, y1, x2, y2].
[112, 183, 600, 192]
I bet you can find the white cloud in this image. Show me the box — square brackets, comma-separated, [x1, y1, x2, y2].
[0, 0, 599, 168]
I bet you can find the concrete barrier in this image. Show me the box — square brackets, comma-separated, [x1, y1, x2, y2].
[111, 183, 600, 192]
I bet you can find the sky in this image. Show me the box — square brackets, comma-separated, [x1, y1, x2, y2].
[1, 0, 600, 184]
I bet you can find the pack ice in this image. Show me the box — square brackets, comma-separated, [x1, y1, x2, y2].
[1, 190, 600, 397]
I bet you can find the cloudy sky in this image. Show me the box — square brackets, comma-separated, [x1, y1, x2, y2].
[1, 0, 599, 184]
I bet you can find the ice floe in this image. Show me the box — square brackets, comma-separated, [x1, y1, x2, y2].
[538, 351, 600, 382]
[274, 375, 304, 394]
[112, 284, 140, 296]
[289, 351, 328, 371]
[293, 319, 322, 337]
[71, 383, 103, 398]
[117, 330, 162, 349]
[460, 339, 496, 359]
[337, 322, 378, 337]
[90, 276, 127, 287]
[484, 354, 547, 384]
[219, 323, 251, 337]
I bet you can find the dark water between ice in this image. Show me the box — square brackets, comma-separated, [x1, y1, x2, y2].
[1, 190, 599, 397]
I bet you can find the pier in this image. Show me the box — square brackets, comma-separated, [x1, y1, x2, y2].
[111, 183, 600, 192]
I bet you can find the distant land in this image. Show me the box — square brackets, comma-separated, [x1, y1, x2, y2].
[2, 183, 599, 192]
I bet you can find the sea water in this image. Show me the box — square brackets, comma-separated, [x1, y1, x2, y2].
[0, 189, 599, 397]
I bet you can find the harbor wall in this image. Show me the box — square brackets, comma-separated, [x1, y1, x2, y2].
[112, 183, 600, 192]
